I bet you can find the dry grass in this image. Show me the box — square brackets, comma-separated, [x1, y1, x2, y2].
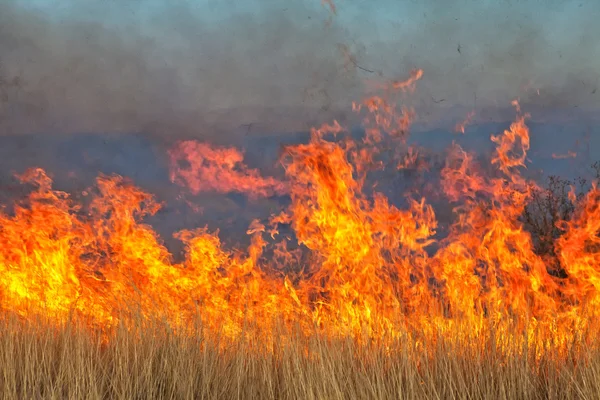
[0, 315, 598, 400]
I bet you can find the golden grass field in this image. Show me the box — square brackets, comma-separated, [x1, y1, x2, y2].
[1, 315, 598, 400]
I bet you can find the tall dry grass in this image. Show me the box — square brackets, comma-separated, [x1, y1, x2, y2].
[0, 314, 598, 400]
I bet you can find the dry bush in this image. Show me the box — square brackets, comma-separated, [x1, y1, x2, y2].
[522, 162, 600, 277]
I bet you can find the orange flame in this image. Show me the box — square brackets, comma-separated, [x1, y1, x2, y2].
[454, 111, 475, 134]
[1, 76, 599, 360]
[391, 69, 424, 92]
[169, 141, 288, 199]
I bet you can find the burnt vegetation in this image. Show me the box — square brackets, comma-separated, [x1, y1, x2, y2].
[522, 161, 600, 278]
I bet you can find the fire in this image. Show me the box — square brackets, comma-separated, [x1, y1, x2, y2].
[0, 71, 599, 359]
[391, 69, 424, 91]
[454, 111, 475, 134]
[169, 141, 288, 199]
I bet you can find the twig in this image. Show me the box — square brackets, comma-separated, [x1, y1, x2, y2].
[349, 59, 375, 74]
[240, 123, 255, 136]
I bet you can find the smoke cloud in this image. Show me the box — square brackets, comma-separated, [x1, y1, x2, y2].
[0, 0, 599, 140]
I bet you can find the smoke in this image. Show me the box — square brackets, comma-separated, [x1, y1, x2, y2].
[0, 0, 361, 139]
[0, 0, 598, 139]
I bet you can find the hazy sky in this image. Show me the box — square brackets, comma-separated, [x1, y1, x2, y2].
[1, 0, 599, 139]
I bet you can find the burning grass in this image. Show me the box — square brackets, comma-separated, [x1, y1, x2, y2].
[1, 70, 599, 398]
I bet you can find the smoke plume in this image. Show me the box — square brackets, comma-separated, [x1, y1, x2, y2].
[0, 0, 599, 139]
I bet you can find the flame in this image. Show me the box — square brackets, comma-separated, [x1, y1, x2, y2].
[391, 69, 424, 92]
[1, 74, 599, 360]
[169, 141, 288, 199]
[454, 111, 475, 134]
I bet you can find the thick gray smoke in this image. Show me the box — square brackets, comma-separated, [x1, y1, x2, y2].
[1, 0, 599, 139]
